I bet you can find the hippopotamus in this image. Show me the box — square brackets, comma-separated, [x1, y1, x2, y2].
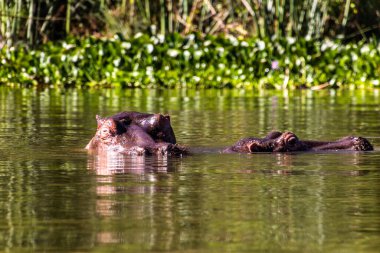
[224, 131, 374, 153]
[85, 112, 185, 155]
[86, 111, 374, 156]
[110, 111, 177, 144]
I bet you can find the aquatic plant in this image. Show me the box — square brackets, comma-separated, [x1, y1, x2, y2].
[0, 34, 379, 89]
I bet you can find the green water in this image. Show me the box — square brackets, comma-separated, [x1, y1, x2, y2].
[0, 87, 379, 253]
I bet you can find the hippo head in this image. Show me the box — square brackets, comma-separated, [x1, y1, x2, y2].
[244, 132, 305, 152]
[271, 132, 303, 152]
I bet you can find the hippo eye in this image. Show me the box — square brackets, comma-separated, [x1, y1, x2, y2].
[288, 137, 296, 145]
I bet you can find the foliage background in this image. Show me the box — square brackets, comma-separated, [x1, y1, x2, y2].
[0, 1, 379, 89]
[1, 0, 379, 45]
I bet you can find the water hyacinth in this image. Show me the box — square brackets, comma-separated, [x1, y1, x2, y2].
[271, 61, 280, 70]
[167, 49, 180, 57]
[0, 34, 379, 89]
[121, 42, 131, 49]
[257, 40, 266, 51]
[146, 44, 154, 54]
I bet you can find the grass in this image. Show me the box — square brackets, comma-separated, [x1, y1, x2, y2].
[0, 1, 377, 45]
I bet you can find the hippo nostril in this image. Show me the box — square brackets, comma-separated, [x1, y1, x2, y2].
[248, 143, 259, 152]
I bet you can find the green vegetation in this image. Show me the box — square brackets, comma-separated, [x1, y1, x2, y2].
[1, 34, 379, 89]
[1, 1, 379, 44]
[0, 1, 379, 89]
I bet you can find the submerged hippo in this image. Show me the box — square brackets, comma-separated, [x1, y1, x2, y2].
[86, 111, 374, 155]
[85, 111, 185, 155]
[224, 131, 374, 153]
[110, 111, 177, 144]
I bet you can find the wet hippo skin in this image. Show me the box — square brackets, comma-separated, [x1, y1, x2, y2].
[110, 111, 177, 144]
[224, 131, 374, 153]
[86, 111, 374, 155]
[85, 112, 185, 155]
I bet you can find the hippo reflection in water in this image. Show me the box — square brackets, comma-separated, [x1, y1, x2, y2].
[86, 111, 374, 155]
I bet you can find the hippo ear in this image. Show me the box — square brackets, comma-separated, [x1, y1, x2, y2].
[96, 115, 105, 128]
[164, 114, 171, 122]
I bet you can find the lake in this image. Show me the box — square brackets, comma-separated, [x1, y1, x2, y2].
[0, 87, 379, 252]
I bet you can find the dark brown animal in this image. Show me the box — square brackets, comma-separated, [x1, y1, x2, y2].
[85, 113, 185, 155]
[110, 111, 177, 144]
[86, 111, 374, 156]
[224, 131, 374, 153]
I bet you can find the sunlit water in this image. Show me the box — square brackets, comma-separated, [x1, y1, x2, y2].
[0, 87, 379, 253]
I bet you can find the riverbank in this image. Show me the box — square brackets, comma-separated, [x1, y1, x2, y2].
[1, 34, 379, 89]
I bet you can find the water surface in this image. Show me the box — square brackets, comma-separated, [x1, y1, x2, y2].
[0, 87, 379, 252]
